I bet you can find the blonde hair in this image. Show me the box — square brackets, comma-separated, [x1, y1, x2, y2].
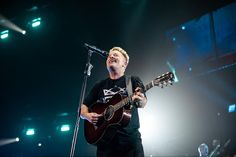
[109, 47, 129, 65]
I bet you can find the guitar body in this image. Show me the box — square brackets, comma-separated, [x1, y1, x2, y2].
[84, 93, 132, 145]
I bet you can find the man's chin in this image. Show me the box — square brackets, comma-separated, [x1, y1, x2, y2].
[107, 66, 117, 72]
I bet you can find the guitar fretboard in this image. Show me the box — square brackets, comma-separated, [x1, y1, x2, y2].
[144, 81, 155, 92]
[113, 80, 155, 111]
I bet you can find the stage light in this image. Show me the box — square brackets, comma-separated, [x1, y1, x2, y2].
[15, 137, 20, 142]
[0, 138, 20, 146]
[30, 17, 41, 28]
[60, 124, 70, 132]
[38, 143, 42, 147]
[172, 37, 176, 41]
[1, 14, 26, 35]
[228, 104, 235, 113]
[166, 61, 179, 83]
[181, 26, 186, 30]
[22, 30, 26, 35]
[0, 30, 9, 39]
[26, 128, 35, 136]
[189, 67, 192, 72]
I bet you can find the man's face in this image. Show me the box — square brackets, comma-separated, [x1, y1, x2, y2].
[106, 50, 127, 72]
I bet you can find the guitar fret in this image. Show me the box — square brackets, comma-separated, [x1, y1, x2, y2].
[114, 96, 131, 111]
[145, 82, 153, 92]
[123, 97, 128, 107]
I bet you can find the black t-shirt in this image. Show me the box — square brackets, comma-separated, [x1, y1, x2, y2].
[83, 75, 145, 134]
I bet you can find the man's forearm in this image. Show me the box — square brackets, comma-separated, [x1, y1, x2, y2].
[80, 104, 89, 119]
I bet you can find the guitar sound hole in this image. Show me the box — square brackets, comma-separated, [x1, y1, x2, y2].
[104, 105, 115, 121]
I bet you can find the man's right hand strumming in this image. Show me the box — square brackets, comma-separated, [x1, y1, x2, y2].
[80, 104, 102, 125]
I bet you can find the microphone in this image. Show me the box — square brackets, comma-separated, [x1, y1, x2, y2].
[84, 43, 108, 58]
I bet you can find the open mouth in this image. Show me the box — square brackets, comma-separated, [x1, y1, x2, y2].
[108, 59, 118, 64]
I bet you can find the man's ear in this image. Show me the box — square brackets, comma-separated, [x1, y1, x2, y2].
[123, 62, 127, 68]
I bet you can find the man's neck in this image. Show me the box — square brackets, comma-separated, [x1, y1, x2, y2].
[109, 72, 124, 80]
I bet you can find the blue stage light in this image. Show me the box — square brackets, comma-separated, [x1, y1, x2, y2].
[172, 37, 176, 41]
[228, 104, 235, 113]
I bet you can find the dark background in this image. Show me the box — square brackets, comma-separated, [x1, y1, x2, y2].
[1, 0, 236, 156]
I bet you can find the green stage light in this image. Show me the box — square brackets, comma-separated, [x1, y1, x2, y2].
[60, 124, 70, 132]
[0, 30, 9, 39]
[31, 17, 41, 27]
[26, 128, 35, 136]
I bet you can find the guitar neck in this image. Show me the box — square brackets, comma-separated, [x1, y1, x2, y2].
[113, 81, 154, 111]
[113, 96, 132, 111]
[144, 80, 155, 92]
[112, 72, 174, 112]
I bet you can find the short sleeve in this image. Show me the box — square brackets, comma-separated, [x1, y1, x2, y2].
[131, 76, 146, 95]
[83, 82, 100, 107]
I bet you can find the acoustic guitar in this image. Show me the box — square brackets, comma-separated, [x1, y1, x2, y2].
[84, 72, 174, 145]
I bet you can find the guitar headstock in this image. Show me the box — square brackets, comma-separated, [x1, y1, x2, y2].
[153, 72, 175, 88]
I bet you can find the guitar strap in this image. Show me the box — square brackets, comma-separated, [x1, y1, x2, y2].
[126, 75, 136, 109]
[126, 75, 133, 97]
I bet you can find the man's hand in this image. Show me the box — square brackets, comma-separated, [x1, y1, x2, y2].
[84, 112, 102, 125]
[132, 87, 147, 108]
[81, 104, 102, 125]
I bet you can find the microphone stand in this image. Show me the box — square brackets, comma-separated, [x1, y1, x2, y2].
[209, 144, 220, 157]
[69, 49, 94, 157]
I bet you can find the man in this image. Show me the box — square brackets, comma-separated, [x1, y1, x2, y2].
[80, 47, 147, 157]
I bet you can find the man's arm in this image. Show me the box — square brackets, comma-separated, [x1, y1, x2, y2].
[80, 104, 102, 124]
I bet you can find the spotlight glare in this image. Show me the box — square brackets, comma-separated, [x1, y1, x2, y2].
[32, 21, 40, 27]
[172, 37, 176, 41]
[0, 14, 26, 35]
[22, 30, 26, 35]
[15, 137, 20, 142]
[0, 30, 9, 39]
[60, 124, 70, 132]
[31, 17, 41, 28]
[26, 128, 35, 136]
[189, 67, 192, 72]
[38, 143, 42, 147]
[228, 104, 235, 113]
[166, 61, 179, 83]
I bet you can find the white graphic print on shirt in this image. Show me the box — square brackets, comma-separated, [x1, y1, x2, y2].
[102, 86, 127, 103]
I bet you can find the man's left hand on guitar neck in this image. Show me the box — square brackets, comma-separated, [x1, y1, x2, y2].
[132, 87, 147, 108]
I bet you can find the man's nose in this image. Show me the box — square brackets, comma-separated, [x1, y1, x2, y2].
[109, 54, 115, 59]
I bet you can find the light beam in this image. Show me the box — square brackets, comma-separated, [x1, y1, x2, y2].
[0, 137, 20, 147]
[0, 14, 26, 35]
